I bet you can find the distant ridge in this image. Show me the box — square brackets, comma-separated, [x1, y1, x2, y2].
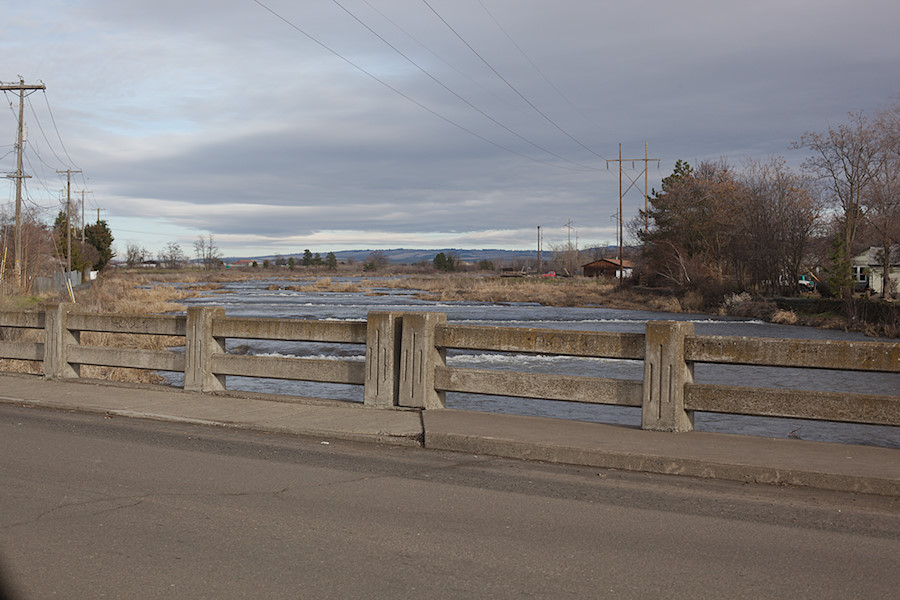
[224, 248, 541, 265]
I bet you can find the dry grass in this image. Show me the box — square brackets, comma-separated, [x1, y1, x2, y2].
[771, 309, 799, 325]
[362, 275, 624, 307]
[356, 275, 692, 312]
[0, 272, 193, 381]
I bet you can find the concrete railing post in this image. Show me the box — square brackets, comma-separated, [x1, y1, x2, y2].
[364, 312, 403, 408]
[43, 303, 80, 380]
[398, 312, 446, 409]
[642, 321, 695, 432]
[184, 306, 226, 392]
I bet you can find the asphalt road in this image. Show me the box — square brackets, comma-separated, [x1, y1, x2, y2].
[1, 404, 898, 600]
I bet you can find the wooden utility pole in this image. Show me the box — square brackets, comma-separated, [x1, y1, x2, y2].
[2, 79, 46, 284]
[607, 142, 659, 280]
[537, 226, 542, 274]
[57, 169, 82, 273]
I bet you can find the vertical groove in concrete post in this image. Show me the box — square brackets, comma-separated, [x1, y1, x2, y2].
[43, 303, 79, 380]
[642, 321, 694, 431]
[398, 312, 447, 409]
[364, 312, 403, 408]
[184, 307, 226, 392]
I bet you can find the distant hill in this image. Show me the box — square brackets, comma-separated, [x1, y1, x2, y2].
[332, 248, 540, 264]
[223, 246, 627, 266]
[226, 248, 541, 265]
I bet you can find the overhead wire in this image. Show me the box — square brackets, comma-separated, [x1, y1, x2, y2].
[358, 0, 534, 121]
[26, 94, 69, 169]
[39, 87, 80, 171]
[330, 0, 600, 171]
[253, 0, 593, 172]
[476, 0, 606, 151]
[421, 0, 606, 161]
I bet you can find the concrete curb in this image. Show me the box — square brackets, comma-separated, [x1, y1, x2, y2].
[423, 410, 900, 497]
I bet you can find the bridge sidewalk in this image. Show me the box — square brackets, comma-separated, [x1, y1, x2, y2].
[1, 374, 897, 496]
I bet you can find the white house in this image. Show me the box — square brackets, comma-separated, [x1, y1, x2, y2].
[851, 245, 900, 297]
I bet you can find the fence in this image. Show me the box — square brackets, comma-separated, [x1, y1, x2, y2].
[1, 304, 898, 432]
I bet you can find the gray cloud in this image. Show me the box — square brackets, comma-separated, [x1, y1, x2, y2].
[2, 0, 899, 255]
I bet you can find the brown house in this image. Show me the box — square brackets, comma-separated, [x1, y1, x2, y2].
[582, 258, 634, 279]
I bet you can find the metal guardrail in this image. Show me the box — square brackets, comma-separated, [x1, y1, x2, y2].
[1, 304, 898, 432]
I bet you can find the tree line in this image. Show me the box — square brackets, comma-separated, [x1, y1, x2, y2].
[636, 103, 900, 299]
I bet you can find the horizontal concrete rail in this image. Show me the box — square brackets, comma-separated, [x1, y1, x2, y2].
[211, 354, 366, 385]
[436, 324, 645, 359]
[67, 345, 186, 373]
[213, 317, 366, 344]
[0, 310, 45, 329]
[67, 313, 186, 336]
[0, 341, 44, 362]
[434, 366, 643, 406]
[685, 335, 900, 372]
[685, 383, 900, 426]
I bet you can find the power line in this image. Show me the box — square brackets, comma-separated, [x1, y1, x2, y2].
[331, 0, 600, 171]
[252, 0, 592, 172]
[359, 0, 531, 119]
[476, 0, 606, 147]
[26, 94, 69, 169]
[40, 88, 80, 170]
[421, 0, 606, 161]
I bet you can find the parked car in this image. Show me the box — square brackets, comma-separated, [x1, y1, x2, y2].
[798, 275, 816, 292]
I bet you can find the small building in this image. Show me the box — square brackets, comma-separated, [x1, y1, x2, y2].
[582, 258, 634, 279]
[851, 246, 900, 297]
[229, 259, 256, 267]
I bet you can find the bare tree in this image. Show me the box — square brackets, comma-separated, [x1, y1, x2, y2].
[795, 112, 885, 296]
[125, 243, 148, 268]
[366, 251, 389, 270]
[738, 158, 820, 294]
[158, 241, 186, 269]
[194, 234, 222, 270]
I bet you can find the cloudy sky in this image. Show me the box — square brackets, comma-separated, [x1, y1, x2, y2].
[2, 0, 898, 258]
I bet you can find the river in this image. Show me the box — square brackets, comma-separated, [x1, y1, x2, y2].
[165, 277, 899, 449]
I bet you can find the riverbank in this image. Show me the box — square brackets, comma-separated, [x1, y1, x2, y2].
[4, 269, 899, 339]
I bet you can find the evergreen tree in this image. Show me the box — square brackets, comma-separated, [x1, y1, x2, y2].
[433, 252, 456, 272]
[84, 220, 115, 270]
[53, 210, 89, 272]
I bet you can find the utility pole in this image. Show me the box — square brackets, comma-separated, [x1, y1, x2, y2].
[2, 79, 46, 285]
[607, 142, 659, 280]
[537, 225, 542, 274]
[57, 169, 82, 273]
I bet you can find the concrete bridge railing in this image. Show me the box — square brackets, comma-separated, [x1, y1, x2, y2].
[1, 304, 898, 433]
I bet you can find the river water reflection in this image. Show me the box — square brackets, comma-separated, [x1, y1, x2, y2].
[168, 277, 899, 449]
